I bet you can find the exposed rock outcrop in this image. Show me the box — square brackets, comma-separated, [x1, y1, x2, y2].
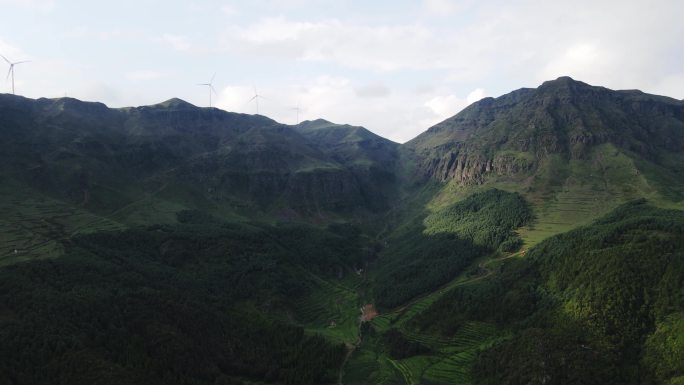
[405, 77, 684, 184]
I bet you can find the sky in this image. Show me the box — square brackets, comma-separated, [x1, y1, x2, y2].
[1, 0, 683, 142]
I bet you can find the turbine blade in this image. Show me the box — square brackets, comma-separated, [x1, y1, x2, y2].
[0, 54, 10, 64]
[248, 95, 257, 102]
[13, 60, 30, 65]
[210, 73, 216, 83]
[210, 85, 217, 95]
[6, 67, 12, 80]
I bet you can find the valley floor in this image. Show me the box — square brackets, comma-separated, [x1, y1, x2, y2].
[324, 251, 523, 385]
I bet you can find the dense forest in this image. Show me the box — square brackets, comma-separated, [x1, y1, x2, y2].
[1, 77, 683, 384]
[372, 189, 534, 309]
[411, 200, 684, 385]
[0, 212, 370, 385]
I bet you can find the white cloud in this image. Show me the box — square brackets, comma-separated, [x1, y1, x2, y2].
[221, 4, 238, 16]
[125, 70, 171, 81]
[424, 87, 485, 126]
[97, 29, 140, 41]
[423, 0, 460, 15]
[215, 76, 413, 141]
[541, 43, 609, 84]
[214, 78, 484, 143]
[355, 84, 391, 98]
[220, 1, 684, 85]
[0, 0, 54, 12]
[81, 83, 121, 104]
[3, 0, 684, 142]
[426, 87, 485, 115]
[155, 34, 192, 51]
[222, 17, 440, 71]
[214, 85, 253, 112]
[466, 88, 486, 104]
[0, 38, 29, 61]
[425, 95, 467, 120]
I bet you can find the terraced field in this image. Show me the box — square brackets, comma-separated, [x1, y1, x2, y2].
[519, 188, 613, 247]
[0, 192, 124, 266]
[426, 144, 671, 249]
[344, 252, 516, 385]
[292, 270, 363, 344]
[0, 180, 205, 266]
[346, 317, 507, 385]
[410, 323, 506, 384]
[518, 144, 668, 247]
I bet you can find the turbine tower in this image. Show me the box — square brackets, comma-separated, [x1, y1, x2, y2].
[248, 86, 266, 115]
[1, 54, 30, 95]
[198, 73, 217, 107]
[291, 101, 301, 124]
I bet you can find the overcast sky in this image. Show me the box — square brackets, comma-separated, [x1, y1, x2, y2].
[1, 0, 682, 142]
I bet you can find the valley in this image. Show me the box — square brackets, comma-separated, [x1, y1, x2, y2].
[0, 77, 683, 384]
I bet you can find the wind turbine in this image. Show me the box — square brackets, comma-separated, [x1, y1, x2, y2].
[248, 86, 266, 115]
[291, 101, 301, 124]
[1, 54, 30, 95]
[198, 73, 217, 107]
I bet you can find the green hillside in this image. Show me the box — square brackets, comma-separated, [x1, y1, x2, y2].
[405, 77, 684, 231]
[0, 213, 370, 385]
[0, 95, 400, 266]
[1, 77, 683, 384]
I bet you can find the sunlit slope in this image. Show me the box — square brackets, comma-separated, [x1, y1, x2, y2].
[403, 77, 684, 246]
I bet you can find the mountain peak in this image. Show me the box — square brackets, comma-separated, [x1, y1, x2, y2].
[297, 119, 336, 129]
[538, 76, 591, 90]
[155, 98, 197, 109]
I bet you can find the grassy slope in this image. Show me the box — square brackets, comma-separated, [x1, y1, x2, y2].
[428, 143, 684, 249]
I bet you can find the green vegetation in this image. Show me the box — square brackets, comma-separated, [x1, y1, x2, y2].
[2, 77, 684, 384]
[344, 317, 506, 385]
[0, 214, 372, 385]
[643, 312, 684, 385]
[373, 189, 533, 309]
[0, 94, 401, 233]
[337, 190, 535, 384]
[471, 200, 684, 384]
[409, 258, 538, 336]
[424, 188, 533, 251]
[343, 200, 684, 385]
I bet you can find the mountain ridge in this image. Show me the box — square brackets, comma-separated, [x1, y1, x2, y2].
[2, 76, 683, 243]
[1, 77, 684, 385]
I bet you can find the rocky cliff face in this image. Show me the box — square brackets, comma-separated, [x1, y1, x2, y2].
[293, 119, 401, 211]
[421, 145, 536, 183]
[405, 77, 684, 184]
